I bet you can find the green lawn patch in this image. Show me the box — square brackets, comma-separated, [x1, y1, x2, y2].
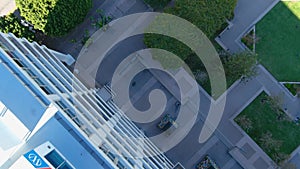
[256, 1, 300, 81]
[235, 92, 300, 164]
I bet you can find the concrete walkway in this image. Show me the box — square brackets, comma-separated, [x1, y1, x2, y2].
[72, 8, 300, 168]
[214, 0, 300, 166]
[289, 146, 300, 168]
[213, 64, 300, 168]
[66, 0, 300, 168]
[0, 0, 16, 16]
[42, 0, 150, 58]
[171, 63, 300, 169]
[215, 0, 279, 53]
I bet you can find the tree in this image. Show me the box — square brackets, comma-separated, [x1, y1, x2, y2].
[259, 132, 281, 157]
[16, 0, 92, 36]
[0, 13, 35, 41]
[262, 94, 289, 121]
[235, 115, 253, 132]
[259, 131, 282, 155]
[164, 0, 237, 39]
[144, 0, 238, 93]
[272, 153, 289, 165]
[222, 52, 258, 85]
[144, 0, 238, 60]
[294, 84, 300, 97]
[281, 162, 297, 169]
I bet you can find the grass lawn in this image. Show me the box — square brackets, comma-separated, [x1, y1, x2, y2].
[256, 1, 300, 81]
[235, 92, 300, 164]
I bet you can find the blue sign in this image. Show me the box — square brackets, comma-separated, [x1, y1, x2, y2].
[23, 150, 51, 169]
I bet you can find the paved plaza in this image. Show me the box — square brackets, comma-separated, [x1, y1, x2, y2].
[35, 0, 300, 168]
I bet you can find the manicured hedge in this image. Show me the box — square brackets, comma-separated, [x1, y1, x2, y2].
[144, 0, 238, 94]
[16, 0, 92, 36]
[144, 0, 237, 60]
[0, 13, 35, 41]
[167, 0, 237, 39]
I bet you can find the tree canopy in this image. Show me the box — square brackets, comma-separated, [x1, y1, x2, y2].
[166, 0, 237, 39]
[144, 0, 237, 58]
[144, 0, 237, 64]
[16, 0, 92, 36]
[0, 13, 35, 41]
[223, 52, 258, 84]
[144, 0, 239, 94]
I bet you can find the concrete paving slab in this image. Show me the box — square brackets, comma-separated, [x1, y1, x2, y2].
[241, 143, 255, 159]
[0, 0, 16, 16]
[253, 157, 269, 169]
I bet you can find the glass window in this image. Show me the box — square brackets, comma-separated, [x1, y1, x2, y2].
[117, 161, 125, 169]
[45, 150, 64, 168]
[58, 161, 73, 169]
[44, 150, 73, 169]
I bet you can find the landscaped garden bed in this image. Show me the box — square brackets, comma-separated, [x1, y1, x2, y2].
[283, 83, 300, 96]
[241, 29, 255, 51]
[235, 92, 300, 164]
[16, 0, 92, 36]
[144, 0, 260, 98]
[256, 1, 300, 81]
[196, 155, 219, 169]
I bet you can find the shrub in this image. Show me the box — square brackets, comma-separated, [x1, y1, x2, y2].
[144, 0, 238, 72]
[144, 0, 239, 96]
[165, 0, 237, 39]
[222, 52, 258, 85]
[236, 115, 253, 132]
[0, 13, 35, 41]
[16, 0, 92, 36]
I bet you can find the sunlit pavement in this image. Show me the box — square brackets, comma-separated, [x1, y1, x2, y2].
[0, 0, 16, 16]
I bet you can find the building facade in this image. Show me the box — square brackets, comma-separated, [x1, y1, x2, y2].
[0, 32, 175, 169]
